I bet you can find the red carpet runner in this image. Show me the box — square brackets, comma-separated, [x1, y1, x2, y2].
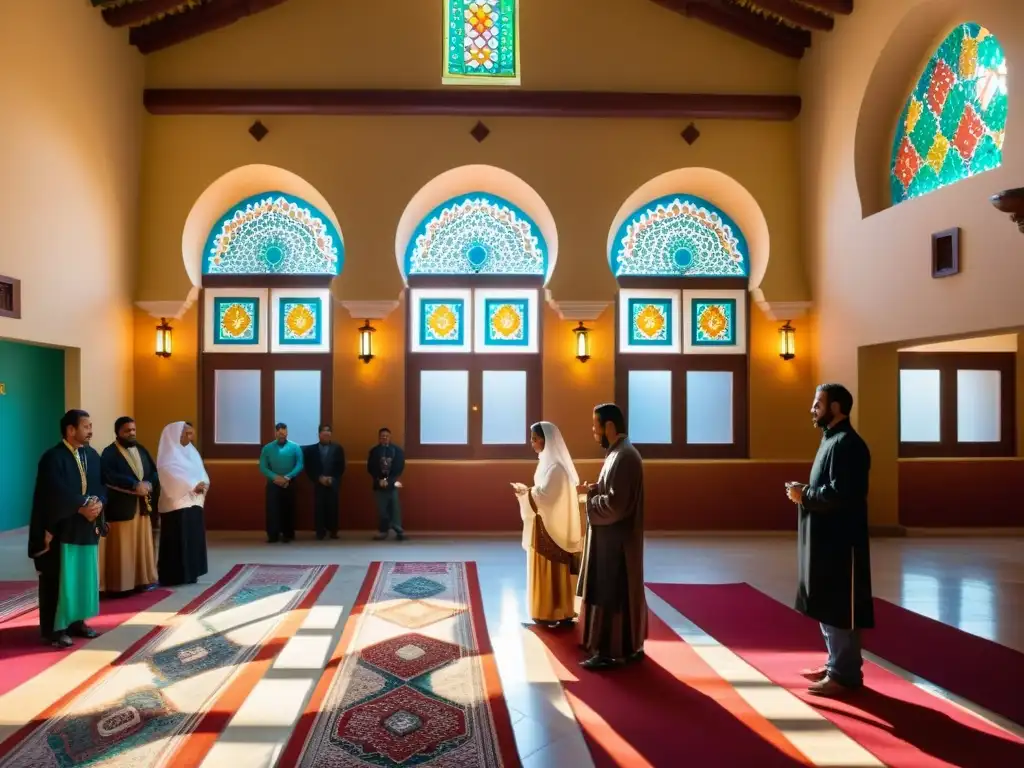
[649, 582, 1024, 767]
[530, 610, 811, 767]
[0, 563, 335, 767]
[0, 587, 172, 697]
[868, 597, 1024, 726]
[283, 561, 520, 767]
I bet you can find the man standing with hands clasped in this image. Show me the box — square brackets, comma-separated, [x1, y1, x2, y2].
[786, 383, 874, 698]
[260, 422, 304, 543]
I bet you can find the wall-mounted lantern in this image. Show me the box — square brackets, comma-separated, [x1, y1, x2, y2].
[358, 320, 376, 363]
[778, 321, 795, 361]
[155, 318, 173, 358]
[573, 321, 591, 363]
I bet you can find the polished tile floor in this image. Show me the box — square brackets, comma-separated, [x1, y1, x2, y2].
[0, 533, 1022, 766]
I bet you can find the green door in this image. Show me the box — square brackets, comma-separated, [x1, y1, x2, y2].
[0, 340, 65, 532]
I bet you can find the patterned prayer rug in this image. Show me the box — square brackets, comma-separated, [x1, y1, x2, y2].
[0, 563, 335, 767]
[0, 582, 37, 624]
[282, 561, 520, 767]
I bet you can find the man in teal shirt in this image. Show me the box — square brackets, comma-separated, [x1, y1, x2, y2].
[260, 422, 304, 543]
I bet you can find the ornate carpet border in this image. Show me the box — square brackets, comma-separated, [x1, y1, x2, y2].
[281, 561, 520, 767]
[0, 563, 337, 765]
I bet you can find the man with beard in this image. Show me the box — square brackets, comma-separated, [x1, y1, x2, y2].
[575, 403, 647, 670]
[303, 424, 346, 540]
[367, 427, 405, 541]
[786, 383, 873, 697]
[28, 410, 106, 647]
[100, 417, 159, 594]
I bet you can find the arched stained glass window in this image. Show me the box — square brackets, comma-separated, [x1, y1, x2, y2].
[405, 193, 547, 277]
[891, 23, 1008, 205]
[203, 192, 344, 276]
[443, 0, 520, 86]
[611, 194, 749, 278]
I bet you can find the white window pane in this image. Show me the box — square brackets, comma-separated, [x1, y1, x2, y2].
[274, 370, 322, 446]
[214, 369, 261, 444]
[900, 369, 941, 442]
[482, 370, 527, 444]
[420, 370, 469, 444]
[628, 370, 672, 444]
[957, 369, 1001, 442]
[686, 371, 733, 444]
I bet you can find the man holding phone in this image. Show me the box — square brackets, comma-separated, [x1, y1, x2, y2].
[28, 409, 107, 648]
[785, 384, 873, 697]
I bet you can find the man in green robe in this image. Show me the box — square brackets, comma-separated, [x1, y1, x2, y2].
[28, 409, 107, 647]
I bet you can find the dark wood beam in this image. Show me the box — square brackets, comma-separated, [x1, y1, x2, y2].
[143, 88, 802, 120]
[740, 0, 834, 31]
[129, 0, 290, 54]
[797, 0, 853, 14]
[103, 0, 190, 28]
[652, 1, 810, 58]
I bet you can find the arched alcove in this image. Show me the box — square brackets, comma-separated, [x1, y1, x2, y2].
[394, 165, 559, 285]
[855, 4, 1011, 217]
[182, 164, 344, 287]
[607, 167, 770, 290]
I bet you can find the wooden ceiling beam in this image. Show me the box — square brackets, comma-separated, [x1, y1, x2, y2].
[797, 0, 853, 14]
[653, 1, 810, 59]
[129, 0, 290, 54]
[741, 0, 834, 31]
[103, 0, 189, 28]
[143, 88, 803, 120]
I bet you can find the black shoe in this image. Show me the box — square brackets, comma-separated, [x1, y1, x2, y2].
[68, 623, 99, 639]
[329, 532, 340, 540]
[267, 537, 279, 544]
[46, 632, 73, 648]
[395, 531, 406, 542]
[315, 534, 326, 541]
[281, 537, 293, 544]
[580, 655, 621, 671]
[626, 649, 646, 663]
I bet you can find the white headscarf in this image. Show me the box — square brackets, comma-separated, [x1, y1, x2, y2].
[518, 422, 583, 554]
[157, 421, 209, 513]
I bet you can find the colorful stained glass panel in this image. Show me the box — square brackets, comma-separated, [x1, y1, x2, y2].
[278, 298, 322, 346]
[611, 194, 749, 278]
[419, 299, 466, 346]
[406, 193, 546, 277]
[213, 298, 260, 345]
[483, 298, 528, 346]
[203, 192, 344, 276]
[690, 299, 736, 346]
[629, 299, 673, 346]
[890, 23, 1007, 205]
[443, 0, 520, 86]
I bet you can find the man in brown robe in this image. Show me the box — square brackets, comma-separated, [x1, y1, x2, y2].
[576, 402, 648, 670]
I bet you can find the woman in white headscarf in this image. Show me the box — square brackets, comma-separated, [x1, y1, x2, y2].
[156, 422, 209, 586]
[514, 422, 585, 627]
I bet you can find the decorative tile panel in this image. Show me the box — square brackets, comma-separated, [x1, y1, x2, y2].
[204, 289, 269, 353]
[443, 0, 520, 86]
[409, 289, 473, 354]
[473, 288, 538, 353]
[618, 289, 681, 355]
[683, 289, 747, 355]
[270, 288, 332, 353]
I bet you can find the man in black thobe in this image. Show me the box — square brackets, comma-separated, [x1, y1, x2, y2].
[786, 383, 874, 697]
[28, 409, 107, 647]
[303, 424, 346, 540]
[367, 427, 405, 541]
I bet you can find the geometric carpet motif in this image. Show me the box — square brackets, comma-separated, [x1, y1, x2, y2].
[286, 561, 514, 767]
[0, 564, 333, 767]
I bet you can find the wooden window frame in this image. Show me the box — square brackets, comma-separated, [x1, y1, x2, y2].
[898, 351, 1016, 458]
[405, 275, 543, 460]
[614, 277, 749, 460]
[199, 281, 333, 459]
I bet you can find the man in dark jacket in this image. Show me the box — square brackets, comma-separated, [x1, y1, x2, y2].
[367, 427, 405, 541]
[303, 424, 346, 540]
[786, 383, 873, 698]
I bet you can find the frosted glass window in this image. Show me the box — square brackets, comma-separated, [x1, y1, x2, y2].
[957, 369, 1001, 442]
[899, 369, 941, 442]
[274, 370, 322, 446]
[686, 371, 733, 444]
[628, 370, 672, 444]
[214, 369, 261, 444]
[482, 370, 527, 445]
[420, 370, 469, 444]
